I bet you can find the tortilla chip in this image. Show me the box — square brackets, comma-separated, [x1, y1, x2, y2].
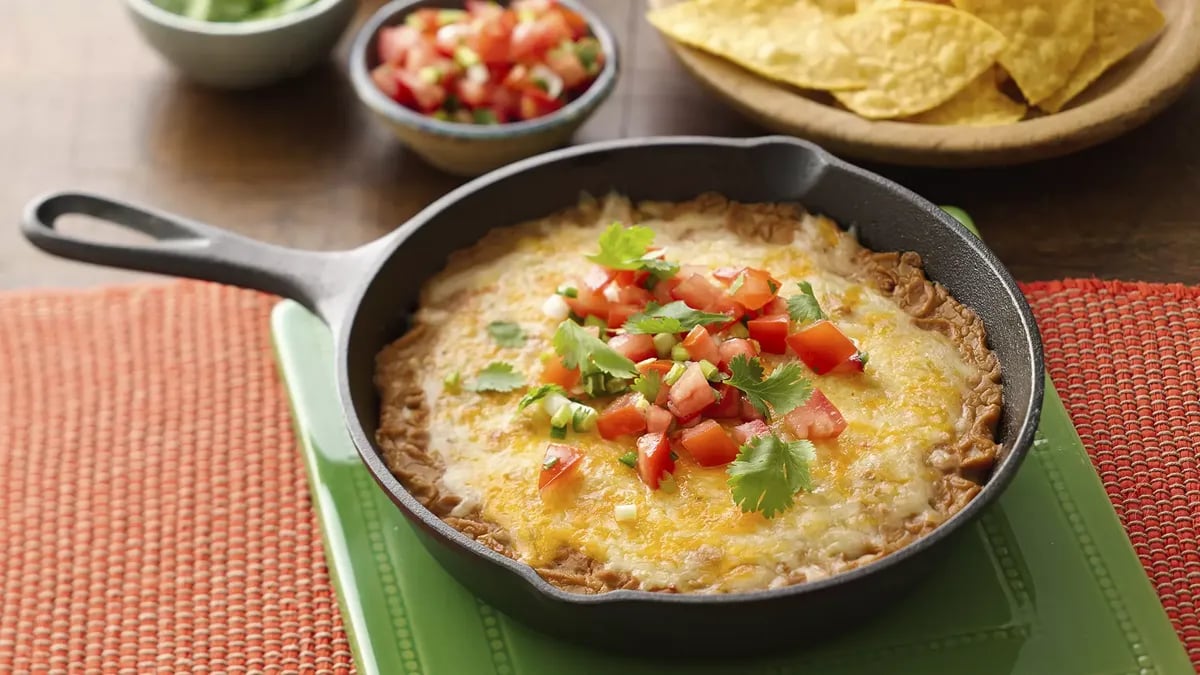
[952, 0, 1094, 105]
[1038, 0, 1165, 112]
[908, 68, 1027, 125]
[646, 0, 869, 90]
[832, 4, 1008, 119]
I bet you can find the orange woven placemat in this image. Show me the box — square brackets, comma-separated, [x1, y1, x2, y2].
[1, 279, 1196, 673]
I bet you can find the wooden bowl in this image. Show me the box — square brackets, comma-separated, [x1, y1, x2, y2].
[647, 0, 1200, 167]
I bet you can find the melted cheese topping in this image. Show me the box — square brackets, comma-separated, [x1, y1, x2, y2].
[412, 203, 977, 592]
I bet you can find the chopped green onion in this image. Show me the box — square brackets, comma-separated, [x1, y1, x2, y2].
[454, 45, 480, 67]
[729, 272, 746, 295]
[549, 425, 568, 440]
[671, 344, 690, 362]
[543, 456, 560, 470]
[699, 359, 720, 381]
[472, 108, 498, 124]
[443, 371, 461, 391]
[436, 9, 467, 25]
[571, 404, 597, 432]
[614, 504, 638, 522]
[418, 66, 441, 84]
[431, 109, 450, 121]
[576, 37, 601, 72]
[557, 285, 579, 298]
[618, 452, 638, 468]
[632, 394, 651, 413]
[583, 315, 608, 335]
[551, 404, 574, 430]
[605, 377, 628, 394]
[664, 362, 686, 385]
[653, 333, 678, 358]
[726, 322, 749, 339]
[582, 373, 608, 398]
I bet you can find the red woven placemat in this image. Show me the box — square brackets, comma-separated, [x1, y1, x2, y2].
[1, 279, 1196, 672]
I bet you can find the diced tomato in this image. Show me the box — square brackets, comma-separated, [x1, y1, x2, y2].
[582, 265, 615, 291]
[456, 78, 493, 107]
[730, 419, 770, 446]
[636, 432, 674, 489]
[703, 383, 741, 419]
[488, 86, 519, 120]
[510, 11, 573, 61]
[379, 26, 424, 66]
[762, 296, 788, 316]
[371, 64, 402, 100]
[555, 7, 589, 38]
[667, 363, 716, 419]
[435, 22, 472, 55]
[646, 405, 673, 434]
[671, 274, 723, 311]
[564, 287, 609, 319]
[730, 268, 780, 311]
[709, 295, 746, 331]
[712, 266, 743, 284]
[617, 284, 653, 306]
[395, 70, 446, 111]
[540, 355, 579, 390]
[651, 276, 681, 305]
[739, 397, 764, 422]
[538, 443, 582, 489]
[469, 13, 515, 64]
[680, 420, 740, 467]
[608, 334, 656, 362]
[747, 314, 790, 355]
[545, 47, 589, 89]
[606, 303, 640, 330]
[787, 320, 860, 375]
[833, 351, 868, 374]
[596, 393, 647, 440]
[718, 338, 759, 370]
[518, 91, 563, 120]
[784, 389, 847, 440]
[681, 325, 720, 365]
[636, 359, 674, 378]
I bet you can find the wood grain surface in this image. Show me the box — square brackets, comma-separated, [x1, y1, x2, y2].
[3, 0, 1199, 289]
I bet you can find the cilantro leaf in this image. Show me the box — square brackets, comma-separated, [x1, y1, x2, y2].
[622, 301, 731, 334]
[630, 370, 661, 402]
[470, 362, 525, 392]
[586, 223, 656, 270]
[726, 355, 812, 418]
[786, 282, 826, 323]
[487, 320, 526, 348]
[727, 433, 815, 518]
[552, 320, 638, 379]
[518, 384, 567, 410]
[639, 258, 680, 282]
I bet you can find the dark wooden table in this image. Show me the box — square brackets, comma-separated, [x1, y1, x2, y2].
[4, 0, 1199, 289]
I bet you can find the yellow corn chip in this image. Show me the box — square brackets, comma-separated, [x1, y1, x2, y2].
[646, 0, 869, 90]
[832, 4, 1008, 119]
[952, 0, 1094, 105]
[1038, 0, 1166, 112]
[908, 68, 1027, 125]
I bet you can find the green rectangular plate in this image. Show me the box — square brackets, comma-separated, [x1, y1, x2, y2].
[270, 210, 1189, 674]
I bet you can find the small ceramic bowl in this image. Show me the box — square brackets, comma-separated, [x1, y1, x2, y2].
[349, 0, 619, 176]
[125, 0, 358, 89]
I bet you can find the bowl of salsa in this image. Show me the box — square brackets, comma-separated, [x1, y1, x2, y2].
[349, 0, 619, 176]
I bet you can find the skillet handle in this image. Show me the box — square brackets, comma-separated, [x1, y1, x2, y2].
[21, 191, 380, 325]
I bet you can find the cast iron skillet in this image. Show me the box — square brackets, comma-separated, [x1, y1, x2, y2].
[21, 136, 1043, 656]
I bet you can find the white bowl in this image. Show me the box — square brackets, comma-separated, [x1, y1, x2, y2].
[125, 0, 358, 89]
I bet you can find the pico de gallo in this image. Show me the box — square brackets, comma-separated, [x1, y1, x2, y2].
[370, 0, 604, 124]
[510, 222, 871, 518]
